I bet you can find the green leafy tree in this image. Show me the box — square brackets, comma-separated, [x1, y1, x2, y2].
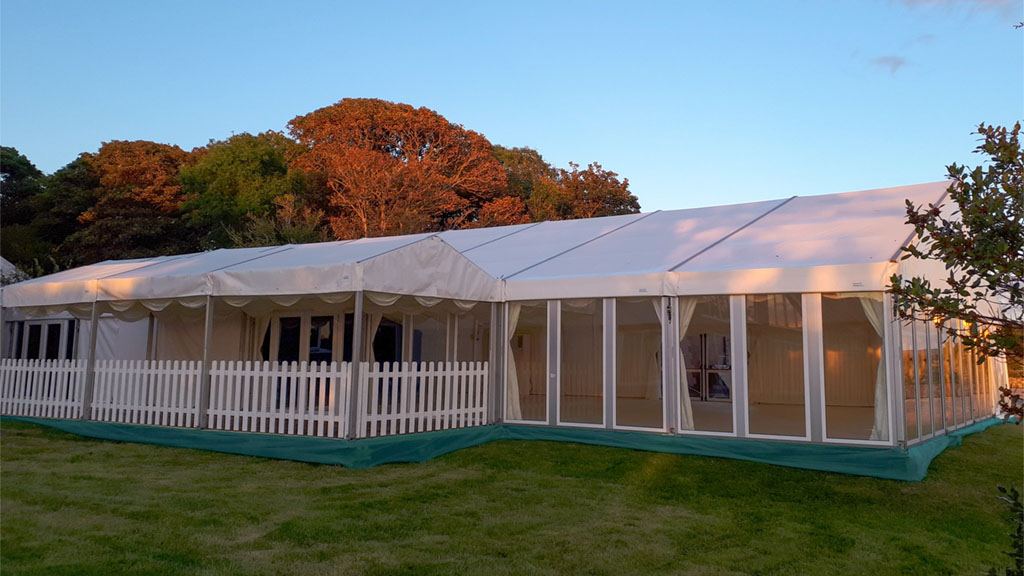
[29, 154, 100, 268]
[0, 147, 47, 269]
[890, 123, 1023, 419]
[227, 194, 328, 247]
[181, 131, 309, 248]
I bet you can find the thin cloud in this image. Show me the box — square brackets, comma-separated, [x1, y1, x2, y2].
[871, 56, 908, 74]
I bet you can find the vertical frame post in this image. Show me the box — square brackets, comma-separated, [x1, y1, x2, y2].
[547, 300, 559, 427]
[804, 293, 824, 443]
[197, 295, 215, 428]
[80, 301, 101, 420]
[346, 291, 365, 439]
[730, 295, 748, 438]
[662, 296, 679, 434]
[603, 298, 615, 429]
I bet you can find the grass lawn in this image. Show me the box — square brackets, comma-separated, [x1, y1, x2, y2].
[1, 420, 1021, 575]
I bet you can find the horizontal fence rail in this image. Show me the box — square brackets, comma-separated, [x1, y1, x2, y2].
[209, 361, 350, 438]
[93, 360, 203, 427]
[0, 359, 86, 419]
[358, 361, 489, 438]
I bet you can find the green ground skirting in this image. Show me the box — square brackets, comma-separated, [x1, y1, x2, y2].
[0, 415, 1004, 481]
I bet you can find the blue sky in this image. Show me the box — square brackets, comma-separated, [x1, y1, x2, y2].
[1, 0, 1021, 211]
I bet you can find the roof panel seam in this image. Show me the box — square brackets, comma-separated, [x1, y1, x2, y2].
[208, 245, 296, 273]
[458, 221, 546, 253]
[669, 196, 797, 272]
[503, 211, 661, 280]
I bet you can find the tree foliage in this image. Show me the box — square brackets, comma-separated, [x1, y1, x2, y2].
[181, 131, 308, 248]
[2, 98, 640, 273]
[490, 146, 640, 222]
[890, 123, 1023, 418]
[289, 98, 507, 238]
[69, 140, 199, 262]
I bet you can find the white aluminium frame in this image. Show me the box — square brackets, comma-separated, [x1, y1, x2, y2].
[555, 298, 606, 429]
[610, 296, 669, 433]
[18, 318, 78, 361]
[673, 295, 740, 438]
[815, 289, 897, 446]
[742, 293, 813, 443]
[503, 300, 550, 426]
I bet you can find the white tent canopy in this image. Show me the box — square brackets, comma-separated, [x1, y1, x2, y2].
[2, 182, 950, 315]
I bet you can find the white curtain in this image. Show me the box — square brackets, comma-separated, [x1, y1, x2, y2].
[860, 295, 888, 441]
[677, 298, 697, 431]
[649, 300, 664, 400]
[253, 316, 271, 360]
[506, 303, 523, 420]
[366, 313, 383, 365]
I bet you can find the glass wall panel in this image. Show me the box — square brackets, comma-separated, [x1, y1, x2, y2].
[277, 317, 301, 362]
[915, 319, 933, 436]
[561, 299, 603, 425]
[615, 298, 662, 429]
[412, 315, 447, 364]
[508, 301, 547, 422]
[44, 323, 62, 360]
[953, 330, 967, 423]
[933, 319, 946, 428]
[25, 324, 42, 360]
[455, 312, 490, 364]
[680, 296, 733, 433]
[941, 329, 955, 428]
[901, 319, 919, 442]
[822, 293, 887, 441]
[746, 294, 805, 437]
[308, 316, 333, 363]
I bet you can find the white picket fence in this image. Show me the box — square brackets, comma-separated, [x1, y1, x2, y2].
[208, 361, 350, 438]
[0, 359, 85, 419]
[92, 360, 203, 427]
[358, 361, 489, 438]
[1, 358, 491, 440]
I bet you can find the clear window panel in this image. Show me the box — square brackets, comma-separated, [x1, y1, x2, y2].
[277, 317, 301, 363]
[915, 320, 933, 436]
[928, 323, 944, 431]
[308, 316, 333, 364]
[901, 319, 919, 442]
[822, 293, 887, 441]
[746, 294, 805, 437]
[64, 321, 77, 360]
[455, 312, 489, 364]
[44, 323, 62, 360]
[615, 298, 663, 429]
[561, 299, 603, 425]
[941, 330, 955, 428]
[508, 301, 547, 422]
[412, 314, 446, 364]
[953, 332, 967, 423]
[680, 296, 733, 433]
[25, 325, 42, 360]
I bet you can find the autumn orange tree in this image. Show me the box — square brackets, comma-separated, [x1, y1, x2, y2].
[288, 99, 508, 238]
[68, 140, 200, 262]
[490, 146, 639, 222]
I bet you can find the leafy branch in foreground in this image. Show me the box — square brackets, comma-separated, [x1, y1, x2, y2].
[890, 123, 1023, 419]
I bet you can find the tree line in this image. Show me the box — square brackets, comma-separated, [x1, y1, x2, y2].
[1, 98, 640, 274]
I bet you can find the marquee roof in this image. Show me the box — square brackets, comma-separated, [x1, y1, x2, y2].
[2, 181, 949, 313]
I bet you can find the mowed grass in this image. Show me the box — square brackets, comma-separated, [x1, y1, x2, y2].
[1, 421, 1021, 576]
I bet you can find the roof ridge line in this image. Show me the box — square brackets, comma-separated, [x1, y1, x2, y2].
[503, 211, 661, 280]
[356, 233, 441, 264]
[208, 245, 296, 273]
[459, 221, 546, 253]
[668, 196, 797, 272]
